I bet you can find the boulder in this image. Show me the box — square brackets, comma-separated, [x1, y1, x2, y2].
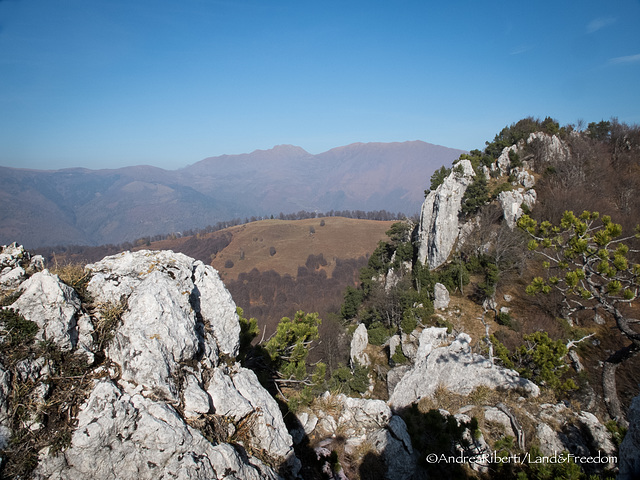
[577, 411, 616, 464]
[0, 243, 44, 291]
[483, 406, 515, 438]
[0, 265, 25, 291]
[400, 330, 419, 361]
[389, 331, 539, 410]
[415, 326, 449, 360]
[350, 323, 370, 366]
[388, 334, 401, 360]
[515, 168, 535, 188]
[433, 282, 450, 310]
[535, 422, 566, 456]
[497, 190, 525, 229]
[368, 428, 417, 480]
[10, 270, 81, 351]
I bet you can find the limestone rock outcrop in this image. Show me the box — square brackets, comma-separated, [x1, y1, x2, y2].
[389, 328, 539, 410]
[433, 282, 450, 310]
[527, 131, 570, 163]
[295, 392, 416, 480]
[1, 247, 298, 479]
[498, 188, 537, 229]
[34, 380, 280, 480]
[416, 159, 475, 269]
[350, 323, 370, 366]
[10, 270, 81, 351]
[0, 242, 44, 292]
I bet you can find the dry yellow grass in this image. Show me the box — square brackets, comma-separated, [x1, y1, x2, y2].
[208, 217, 395, 279]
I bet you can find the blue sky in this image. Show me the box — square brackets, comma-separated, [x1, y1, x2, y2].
[1, 0, 639, 170]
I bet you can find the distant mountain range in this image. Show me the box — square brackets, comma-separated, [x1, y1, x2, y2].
[0, 141, 465, 248]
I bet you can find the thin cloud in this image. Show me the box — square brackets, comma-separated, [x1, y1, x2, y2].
[510, 45, 530, 55]
[609, 54, 640, 65]
[587, 17, 616, 33]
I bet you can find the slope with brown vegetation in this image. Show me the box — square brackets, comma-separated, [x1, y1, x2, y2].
[137, 217, 396, 344]
[207, 217, 394, 280]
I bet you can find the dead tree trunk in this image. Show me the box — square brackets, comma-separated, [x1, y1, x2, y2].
[497, 402, 525, 450]
[602, 344, 639, 429]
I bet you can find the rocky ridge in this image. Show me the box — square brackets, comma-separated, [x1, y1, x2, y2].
[0, 245, 298, 479]
[415, 131, 561, 270]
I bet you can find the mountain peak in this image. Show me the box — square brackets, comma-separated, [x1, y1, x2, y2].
[245, 144, 311, 160]
[264, 144, 309, 155]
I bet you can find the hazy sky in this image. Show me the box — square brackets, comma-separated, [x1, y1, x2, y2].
[1, 0, 639, 170]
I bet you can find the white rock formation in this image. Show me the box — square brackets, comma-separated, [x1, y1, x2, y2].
[389, 329, 539, 410]
[34, 380, 279, 480]
[3, 249, 300, 479]
[415, 326, 449, 359]
[384, 257, 412, 292]
[535, 422, 566, 456]
[108, 269, 201, 401]
[514, 168, 535, 188]
[0, 243, 33, 292]
[497, 188, 536, 229]
[416, 159, 475, 269]
[10, 270, 81, 351]
[304, 392, 415, 480]
[182, 374, 211, 419]
[494, 144, 519, 175]
[0, 363, 11, 449]
[433, 282, 450, 310]
[527, 132, 570, 163]
[484, 406, 515, 437]
[350, 323, 370, 366]
[577, 411, 616, 462]
[388, 334, 401, 360]
[387, 364, 412, 398]
[86, 250, 241, 360]
[230, 366, 296, 460]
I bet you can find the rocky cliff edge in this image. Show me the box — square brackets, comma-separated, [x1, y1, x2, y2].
[0, 244, 298, 479]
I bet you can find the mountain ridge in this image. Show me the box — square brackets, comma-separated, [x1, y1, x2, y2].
[1, 140, 466, 248]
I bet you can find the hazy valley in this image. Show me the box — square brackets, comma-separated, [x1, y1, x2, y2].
[0, 141, 464, 248]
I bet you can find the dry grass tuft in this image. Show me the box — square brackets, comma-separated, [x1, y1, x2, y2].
[50, 261, 91, 301]
[93, 300, 126, 350]
[311, 391, 344, 418]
